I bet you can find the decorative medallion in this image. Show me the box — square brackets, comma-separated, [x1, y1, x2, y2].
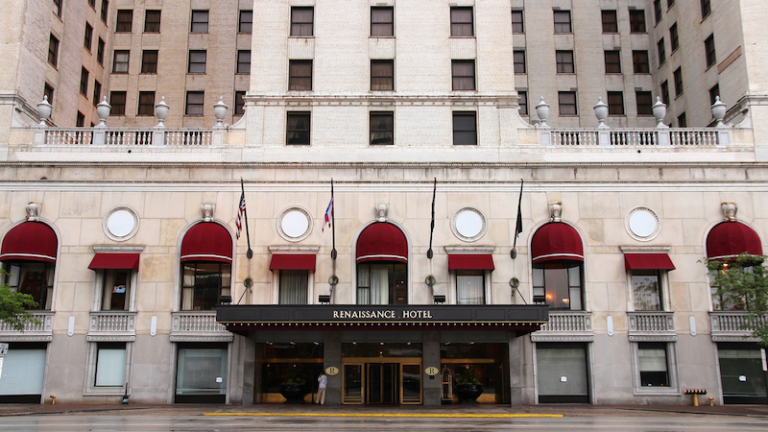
[277, 206, 313, 242]
[104, 206, 139, 242]
[451, 207, 487, 242]
[625, 206, 660, 242]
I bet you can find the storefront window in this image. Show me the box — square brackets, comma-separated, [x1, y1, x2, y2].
[456, 270, 484, 304]
[536, 343, 589, 403]
[533, 262, 583, 310]
[175, 344, 228, 403]
[632, 270, 662, 311]
[0, 343, 47, 403]
[4, 263, 54, 310]
[181, 263, 231, 310]
[259, 342, 323, 404]
[441, 343, 509, 403]
[356, 263, 407, 305]
[279, 270, 308, 304]
[718, 344, 768, 403]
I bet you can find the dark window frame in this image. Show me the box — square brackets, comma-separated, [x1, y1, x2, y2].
[112, 50, 129, 74]
[654, 0, 662, 25]
[84, 22, 93, 51]
[237, 50, 251, 74]
[185, 91, 205, 116]
[709, 83, 720, 106]
[101, 0, 109, 23]
[141, 50, 158, 74]
[558, 91, 578, 116]
[705, 34, 717, 68]
[532, 261, 584, 310]
[670, 23, 679, 52]
[115, 9, 133, 33]
[553, 10, 572, 34]
[511, 10, 524, 34]
[79, 67, 89, 96]
[638, 342, 671, 387]
[601, 10, 618, 33]
[92, 80, 101, 106]
[677, 112, 687, 127]
[188, 50, 206, 74]
[191, 10, 209, 33]
[514, 50, 526, 74]
[234, 91, 246, 115]
[604, 50, 621, 74]
[661, 80, 670, 105]
[607, 91, 625, 115]
[286, 111, 311, 145]
[371, 60, 394, 91]
[371, 7, 394, 37]
[370, 111, 394, 145]
[452, 111, 477, 146]
[239, 10, 253, 33]
[288, 60, 313, 91]
[450, 7, 474, 37]
[673, 67, 683, 96]
[633, 50, 650, 74]
[180, 262, 232, 311]
[290, 7, 314, 37]
[110, 91, 126, 116]
[630, 10, 647, 33]
[137, 91, 155, 116]
[701, 0, 711, 20]
[556, 50, 575, 74]
[76, 111, 85, 127]
[456, 270, 486, 305]
[44, 83, 55, 106]
[144, 10, 161, 33]
[48, 34, 59, 67]
[518, 91, 528, 116]
[636, 91, 654, 115]
[451, 60, 476, 91]
[657, 38, 666, 65]
[97, 37, 105, 65]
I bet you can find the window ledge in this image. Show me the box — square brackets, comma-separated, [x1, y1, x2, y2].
[369, 36, 395, 39]
[633, 387, 679, 396]
[288, 36, 315, 39]
[449, 36, 476, 39]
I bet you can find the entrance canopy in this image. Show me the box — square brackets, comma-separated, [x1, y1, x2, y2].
[0, 222, 57, 263]
[706, 221, 763, 261]
[448, 254, 495, 271]
[88, 253, 141, 272]
[269, 254, 316, 271]
[356, 223, 407, 263]
[624, 253, 675, 272]
[531, 223, 584, 263]
[180, 223, 233, 263]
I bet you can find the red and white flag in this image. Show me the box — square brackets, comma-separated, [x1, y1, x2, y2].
[323, 197, 333, 232]
[235, 190, 246, 239]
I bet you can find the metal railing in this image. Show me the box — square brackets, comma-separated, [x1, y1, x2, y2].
[550, 129, 723, 147]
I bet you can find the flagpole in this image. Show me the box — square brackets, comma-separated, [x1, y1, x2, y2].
[511, 179, 524, 259]
[241, 178, 253, 259]
[427, 178, 436, 260]
[331, 179, 337, 261]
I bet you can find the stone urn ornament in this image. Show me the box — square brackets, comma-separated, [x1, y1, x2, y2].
[711, 96, 728, 128]
[213, 96, 228, 128]
[155, 96, 169, 128]
[652, 97, 668, 128]
[535, 96, 551, 128]
[37, 95, 52, 126]
[96, 96, 111, 128]
[594, 97, 609, 129]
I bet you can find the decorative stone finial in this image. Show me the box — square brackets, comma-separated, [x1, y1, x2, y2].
[549, 202, 563, 223]
[376, 204, 389, 222]
[37, 96, 52, 127]
[594, 97, 609, 129]
[535, 97, 551, 129]
[26, 202, 42, 221]
[96, 96, 111, 128]
[721, 202, 737, 221]
[155, 96, 169, 128]
[201, 204, 216, 222]
[711, 96, 729, 128]
[652, 97, 668, 129]
[213, 96, 228, 128]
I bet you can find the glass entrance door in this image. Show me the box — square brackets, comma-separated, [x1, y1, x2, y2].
[367, 363, 397, 404]
[341, 359, 422, 404]
[342, 363, 364, 404]
[400, 363, 422, 404]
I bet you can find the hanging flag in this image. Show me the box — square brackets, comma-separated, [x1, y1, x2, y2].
[511, 180, 524, 258]
[323, 197, 334, 232]
[236, 189, 246, 239]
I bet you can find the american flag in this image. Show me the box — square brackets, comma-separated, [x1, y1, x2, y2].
[236, 190, 246, 239]
[323, 197, 333, 232]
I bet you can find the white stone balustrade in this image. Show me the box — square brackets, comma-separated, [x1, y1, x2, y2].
[170, 311, 232, 342]
[627, 311, 676, 342]
[548, 129, 727, 147]
[531, 311, 593, 342]
[40, 128, 215, 146]
[87, 311, 136, 342]
[710, 311, 768, 342]
[0, 311, 54, 341]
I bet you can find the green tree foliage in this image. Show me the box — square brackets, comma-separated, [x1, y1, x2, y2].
[706, 254, 768, 347]
[0, 269, 39, 331]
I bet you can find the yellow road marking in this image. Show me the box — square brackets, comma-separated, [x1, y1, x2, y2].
[204, 412, 563, 418]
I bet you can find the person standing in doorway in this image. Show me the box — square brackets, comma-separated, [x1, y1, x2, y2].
[315, 372, 327, 405]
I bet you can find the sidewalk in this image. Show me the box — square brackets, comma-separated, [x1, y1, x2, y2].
[1, 402, 767, 418]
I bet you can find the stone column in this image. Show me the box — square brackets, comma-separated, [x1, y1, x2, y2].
[228, 334, 256, 405]
[508, 332, 524, 405]
[323, 331, 342, 405]
[422, 330, 441, 405]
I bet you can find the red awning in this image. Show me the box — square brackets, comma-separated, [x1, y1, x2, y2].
[0, 222, 58, 263]
[356, 223, 408, 263]
[180, 222, 233, 263]
[624, 253, 675, 271]
[448, 254, 495, 271]
[270, 254, 316, 271]
[531, 223, 584, 263]
[88, 253, 140, 271]
[706, 221, 763, 261]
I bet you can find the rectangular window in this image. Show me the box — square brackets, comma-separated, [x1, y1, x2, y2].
[457, 271, 485, 305]
[511, 10, 524, 34]
[44, 83, 54, 106]
[97, 38, 105, 64]
[237, 50, 251, 74]
[718, 345, 768, 400]
[191, 10, 209, 33]
[556, 51, 574, 73]
[673, 67, 683, 96]
[100, 269, 131, 310]
[80, 67, 89, 95]
[636, 91, 653, 115]
[559, 92, 578, 116]
[668, 0, 675, 8]
[633, 270, 662, 310]
[185, 91, 204, 116]
[234, 91, 246, 115]
[175, 345, 227, 401]
[450, 7, 473, 37]
[101, 0, 108, 22]
[94, 343, 126, 387]
[657, 38, 666, 65]
[288, 60, 312, 91]
[452, 112, 477, 145]
[137, 91, 155, 115]
[279, 270, 308, 304]
[144, 10, 161, 33]
[239, 10, 253, 33]
[110, 91, 126, 116]
[705, 34, 717, 67]
[180, 263, 231, 310]
[54, 0, 62, 17]
[356, 263, 407, 305]
[76, 111, 85, 127]
[451, 60, 475, 91]
[518, 90, 528, 116]
[141, 50, 158, 74]
[604, 50, 621, 73]
[116, 10, 132, 32]
[670, 23, 679, 52]
[677, 112, 686, 127]
[112, 50, 129, 73]
[370, 111, 393, 145]
[371, 60, 394, 91]
[291, 7, 313, 36]
[633, 50, 650, 73]
[514, 50, 526, 74]
[630, 10, 646, 33]
[638, 343, 669, 387]
[654, 0, 662, 25]
[536, 343, 589, 403]
[607, 91, 624, 115]
[48, 34, 59, 67]
[84, 23, 93, 51]
[661, 80, 670, 105]
[553, 10, 572, 34]
[533, 262, 583, 310]
[286, 112, 311, 145]
[188, 50, 206, 74]
[92, 80, 101, 106]
[701, 0, 711, 20]
[601, 10, 618, 33]
[709, 84, 720, 106]
[371, 7, 393, 37]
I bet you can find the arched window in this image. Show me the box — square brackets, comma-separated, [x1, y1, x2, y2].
[0, 222, 58, 310]
[356, 223, 408, 305]
[530, 223, 584, 310]
[179, 223, 233, 310]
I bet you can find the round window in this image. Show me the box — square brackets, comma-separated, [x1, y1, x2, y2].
[451, 207, 488, 242]
[626, 207, 660, 241]
[103, 207, 139, 242]
[277, 207, 313, 242]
